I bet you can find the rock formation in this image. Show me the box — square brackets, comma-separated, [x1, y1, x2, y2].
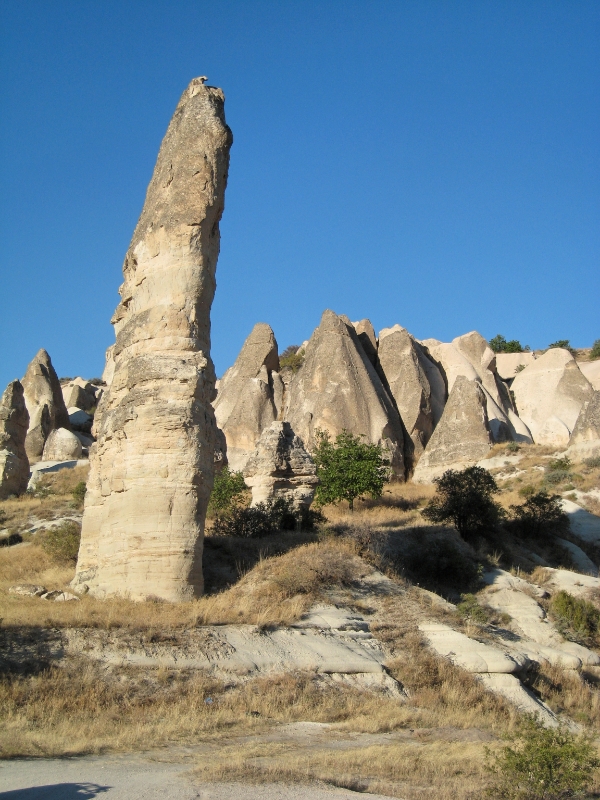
[61, 378, 100, 413]
[511, 348, 593, 447]
[42, 427, 83, 462]
[213, 323, 283, 471]
[73, 77, 232, 601]
[579, 360, 600, 391]
[284, 310, 406, 475]
[21, 349, 70, 461]
[495, 352, 536, 381]
[377, 325, 446, 459]
[412, 376, 493, 483]
[243, 421, 318, 509]
[567, 391, 600, 461]
[351, 319, 378, 365]
[0, 381, 30, 499]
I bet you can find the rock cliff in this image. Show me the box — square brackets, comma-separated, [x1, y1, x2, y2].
[0, 381, 30, 499]
[73, 78, 232, 601]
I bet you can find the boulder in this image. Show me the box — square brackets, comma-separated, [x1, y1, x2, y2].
[495, 352, 537, 380]
[0, 381, 30, 499]
[73, 78, 232, 602]
[511, 348, 593, 447]
[284, 310, 406, 475]
[42, 428, 83, 462]
[243, 421, 318, 509]
[567, 391, 600, 461]
[377, 326, 446, 460]
[61, 378, 98, 413]
[351, 319, 378, 365]
[21, 349, 70, 461]
[412, 376, 493, 483]
[213, 323, 283, 471]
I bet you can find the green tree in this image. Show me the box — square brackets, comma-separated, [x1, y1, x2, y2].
[486, 715, 599, 799]
[590, 339, 600, 360]
[489, 334, 525, 353]
[208, 467, 247, 516]
[548, 339, 577, 357]
[422, 466, 502, 541]
[41, 521, 81, 564]
[312, 429, 390, 511]
[279, 345, 305, 373]
[510, 491, 569, 540]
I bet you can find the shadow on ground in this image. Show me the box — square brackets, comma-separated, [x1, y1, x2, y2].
[0, 784, 111, 799]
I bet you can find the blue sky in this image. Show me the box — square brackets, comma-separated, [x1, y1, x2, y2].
[0, 1, 598, 388]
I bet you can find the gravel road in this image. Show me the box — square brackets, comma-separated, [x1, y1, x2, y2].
[0, 753, 394, 799]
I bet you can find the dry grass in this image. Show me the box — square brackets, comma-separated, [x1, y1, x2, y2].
[0, 465, 89, 531]
[524, 662, 600, 727]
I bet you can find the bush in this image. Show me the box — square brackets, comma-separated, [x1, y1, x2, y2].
[509, 491, 569, 540]
[550, 590, 600, 645]
[489, 335, 526, 353]
[583, 456, 600, 469]
[590, 339, 600, 360]
[518, 484, 536, 498]
[208, 467, 247, 516]
[399, 537, 482, 595]
[312, 429, 391, 511]
[40, 521, 81, 564]
[548, 339, 577, 357]
[421, 466, 503, 542]
[457, 593, 491, 624]
[548, 456, 572, 472]
[505, 441, 520, 453]
[279, 345, 305, 373]
[486, 714, 599, 799]
[212, 497, 324, 538]
[72, 481, 87, 507]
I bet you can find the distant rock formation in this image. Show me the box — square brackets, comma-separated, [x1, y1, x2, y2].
[511, 348, 593, 447]
[567, 391, 600, 460]
[42, 427, 83, 462]
[495, 352, 537, 380]
[21, 349, 70, 461]
[243, 421, 318, 509]
[61, 378, 100, 413]
[73, 77, 232, 601]
[377, 325, 446, 460]
[579, 360, 600, 391]
[284, 310, 406, 475]
[351, 319, 378, 366]
[413, 376, 493, 483]
[0, 380, 30, 499]
[213, 323, 283, 471]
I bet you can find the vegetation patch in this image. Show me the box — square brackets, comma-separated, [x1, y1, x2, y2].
[549, 590, 600, 646]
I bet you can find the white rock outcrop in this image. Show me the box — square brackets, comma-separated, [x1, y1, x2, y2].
[42, 427, 83, 462]
[579, 360, 600, 391]
[243, 421, 318, 509]
[0, 380, 30, 499]
[567, 391, 600, 461]
[21, 350, 70, 461]
[213, 323, 282, 471]
[284, 310, 406, 475]
[511, 348, 593, 447]
[73, 78, 232, 602]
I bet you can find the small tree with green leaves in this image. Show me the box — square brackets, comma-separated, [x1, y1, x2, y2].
[486, 715, 599, 799]
[548, 339, 577, 357]
[312, 429, 391, 511]
[510, 491, 569, 540]
[590, 339, 600, 360]
[489, 334, 526, 353]
[208, 467, 248, 516]
[422, 466, 502, 542]
[279, 345, 305, 373]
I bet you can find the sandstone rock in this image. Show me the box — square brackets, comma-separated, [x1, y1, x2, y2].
[102, 345, 116, 387]
[567, 391, 600, 461]
[412, 376, 493, 482]
[21, 350, 70, 461]
[73, 78, 232, 602]
[579, 360, 600, 391]
[511, 348, 593, 446]
[61, 378, 97, 413]
[243, 421, 318, 509]
[213, 323, 282, 471]
[351, 319, 378, 365]
[377, 326, 446, 460]
[42, 427, 83, 462]
[284, 310, 406, 475]
[496, 352, 536, 380]
[68, 408, 94, 434]
[419, 622, 527, 673]
[0, 381, 30, 499]
[213, 426, 228, 473]
[8, 584, 46, 597]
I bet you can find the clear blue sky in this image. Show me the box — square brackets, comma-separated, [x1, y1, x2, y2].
[1, 1, 598, 388]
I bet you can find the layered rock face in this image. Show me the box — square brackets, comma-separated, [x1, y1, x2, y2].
[74, 78, 232, 601]
[0, 381, 30, 499]
[21, 350, 70, 461]
[413, 376, 493, 483]
[213, 323, 282, 471]
[243, 421, 318, 508]
[567, 392, 600, 460]
[511, 349, 593, 447]
[377, 326, 446, 459]
[284, 310, 406, 475]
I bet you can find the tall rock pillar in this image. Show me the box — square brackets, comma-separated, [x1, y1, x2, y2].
[73, 78, 232, 601]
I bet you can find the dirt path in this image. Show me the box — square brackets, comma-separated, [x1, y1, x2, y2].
[0, 751, 394, 799]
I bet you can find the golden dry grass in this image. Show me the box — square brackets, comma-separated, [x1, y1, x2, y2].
[525, 662, 600, 727]
[0, 465, 89, 531]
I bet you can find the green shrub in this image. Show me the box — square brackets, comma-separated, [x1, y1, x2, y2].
[279, 345, 305, 373]
[518, 484, 536, 498]
[549, 590, 600, 645]
[399, 538, 482, 595]
[509, 491, 569, 540]
[422, 466, 503, 542]
[208, 467, 247, 516]
[457, 593, 491, 624]
[548, 339, 577, 357]
[489, 335, 526, 353]
[212, 497, 324, 538]
[72, 481, 87, 507]
[40, 521, 81, 564]
[514, 364, 526, 373]
[505, 441, 520, 453]
[583, 455, 600, 469]
[548, 456, 572, 472]
[486, 714, 599, 799]
[313, 429, 391, 511]
[590, 339, 600, 360]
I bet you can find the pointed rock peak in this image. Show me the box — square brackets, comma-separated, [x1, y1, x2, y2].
[235, 323, 279, 377]
[379, 324, 407, 342]
[0, 379, 30, 499]
[453, 331, 496, 372]
[351, 319, 378, 365]
[319, 309, 350, 335]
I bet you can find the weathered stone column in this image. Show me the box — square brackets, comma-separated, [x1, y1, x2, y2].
[73, 78, 232, 601]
